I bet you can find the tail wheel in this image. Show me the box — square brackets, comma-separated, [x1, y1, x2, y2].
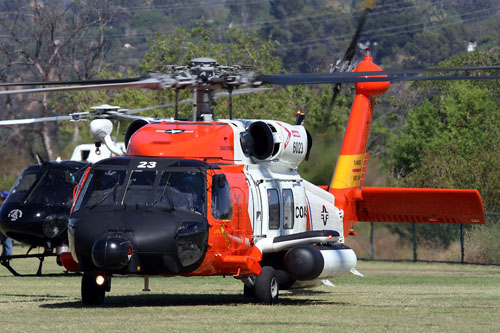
[81, 273, 106, 305]
[254, 266, 279, 305]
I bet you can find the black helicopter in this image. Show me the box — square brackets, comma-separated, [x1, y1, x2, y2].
[0, 104, 135, 275]
[0, 160, 88, 275]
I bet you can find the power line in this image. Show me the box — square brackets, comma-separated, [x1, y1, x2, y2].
[273, 6, 499, 53]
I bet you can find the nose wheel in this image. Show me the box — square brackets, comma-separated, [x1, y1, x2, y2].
[81, 273, 110, 305]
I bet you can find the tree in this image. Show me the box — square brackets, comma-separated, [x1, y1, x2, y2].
[384, 51, 500, 246]
[0, 0, 114, 160]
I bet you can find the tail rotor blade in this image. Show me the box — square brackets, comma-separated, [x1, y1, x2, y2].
[330, 0, 375, 106]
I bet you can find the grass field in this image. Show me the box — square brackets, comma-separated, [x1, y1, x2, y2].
[1, 248, 500, 332]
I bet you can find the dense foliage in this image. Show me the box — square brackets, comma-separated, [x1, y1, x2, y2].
[383, 51, 500, 246]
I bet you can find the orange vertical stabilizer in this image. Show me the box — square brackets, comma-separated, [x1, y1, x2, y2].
[328, 53, 390, 236]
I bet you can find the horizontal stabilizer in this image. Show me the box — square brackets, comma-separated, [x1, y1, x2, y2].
[355, 187, 484, 224]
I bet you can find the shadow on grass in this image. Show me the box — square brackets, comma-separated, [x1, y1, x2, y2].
[41, 292, 349, 308]
[0, 293, 67, 304]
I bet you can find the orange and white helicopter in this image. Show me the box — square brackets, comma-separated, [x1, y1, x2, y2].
[0, 5, 498, 305]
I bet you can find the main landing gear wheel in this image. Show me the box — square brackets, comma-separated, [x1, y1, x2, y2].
[254, 266, 279, 305]
[81, 273, 107, 305]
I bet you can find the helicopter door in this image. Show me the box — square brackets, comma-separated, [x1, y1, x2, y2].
[260, 181, 282, 239]
[231, 187, 246, 249]
[291, 182, 307, 234]
[279, 182, 307, 236]
[246, 174, 263, 238]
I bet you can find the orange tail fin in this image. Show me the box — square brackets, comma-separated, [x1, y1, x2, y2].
[329, 53, 389, 235]
[328, 54, 485, 235]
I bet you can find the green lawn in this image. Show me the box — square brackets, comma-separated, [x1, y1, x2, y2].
[1, 249, 499, 332]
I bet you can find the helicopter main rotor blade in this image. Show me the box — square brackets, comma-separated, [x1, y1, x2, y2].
[0, 78, 163, 96]
[0, 115, 74, 126]
[257, 73, 500, 86]
[0, 77, 143, 88]
[0, 64, 497, 97]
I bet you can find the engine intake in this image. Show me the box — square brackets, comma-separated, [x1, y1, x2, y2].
[125, 119, 150, 149]
[240, 120, 309, 168]
[240, 121, 275, 160]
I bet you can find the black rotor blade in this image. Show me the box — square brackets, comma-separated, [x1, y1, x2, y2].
[257, 72, 500, 86]
[352, 65, 500, 76]
[330, 0, 375, 106]
[342, 0, 375, 64]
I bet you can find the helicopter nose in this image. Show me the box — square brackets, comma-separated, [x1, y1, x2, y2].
[91, 236, 133, 270]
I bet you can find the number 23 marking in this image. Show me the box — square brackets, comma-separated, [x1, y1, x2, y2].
[138, 161, 157, 168]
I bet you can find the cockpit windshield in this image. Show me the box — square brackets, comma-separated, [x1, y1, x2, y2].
[74, 165, 206, 215]
[155, 171, 205, 213]
[5, 165, 81, 207]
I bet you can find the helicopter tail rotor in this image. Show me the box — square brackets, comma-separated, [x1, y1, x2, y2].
[329, 0, 375, 107]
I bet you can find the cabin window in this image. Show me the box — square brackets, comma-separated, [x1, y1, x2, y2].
[211, 174, 233, 220]
[283, 189, 294, 229]
[267, 189, 280, 230]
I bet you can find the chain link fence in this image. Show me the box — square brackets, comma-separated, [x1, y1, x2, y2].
[345, 213, 500, 266]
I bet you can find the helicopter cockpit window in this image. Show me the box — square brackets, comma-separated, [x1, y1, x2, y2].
[5, 168, 40, 204]
[211, 174, 233, 220]
[77, 169, 127, 209]
[156, 171, 205, 214]
[123, 170, 157, 206]
[267, 189, 280, 230]
[6, 166, 79, 207]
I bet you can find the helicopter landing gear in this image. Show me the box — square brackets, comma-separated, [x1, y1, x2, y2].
[243, 283, 254, 298]
[254, 266, 279, 305]
[275, 269, 295, 290]
[81, 273, 110, 305]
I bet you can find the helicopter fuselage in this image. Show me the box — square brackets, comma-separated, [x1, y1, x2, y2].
[67, 119, 351, 284]
[61, 54, 485, 305]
